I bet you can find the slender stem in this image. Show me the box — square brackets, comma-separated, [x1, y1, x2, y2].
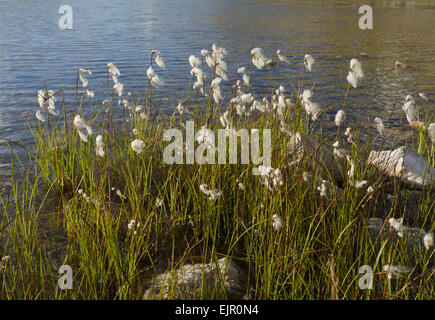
[342, 82, 351, 111]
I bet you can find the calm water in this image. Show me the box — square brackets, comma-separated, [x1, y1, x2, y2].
[1, 0, 435, 179]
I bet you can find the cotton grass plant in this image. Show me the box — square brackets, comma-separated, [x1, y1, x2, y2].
[0, 45, 434, 300]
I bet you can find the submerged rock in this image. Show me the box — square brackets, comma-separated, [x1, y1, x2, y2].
[143, 257, 247, 300]
[366, 217, 384, 236]
[288, 132, 346, 185]
[367, 146, 435, 189]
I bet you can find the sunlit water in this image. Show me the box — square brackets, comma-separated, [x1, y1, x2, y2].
[1, 0, 435, 180]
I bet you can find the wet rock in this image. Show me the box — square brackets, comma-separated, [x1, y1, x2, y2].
[387, 218, 434, 251]
[366, 217, 384, 236]
[143, 257, 247, 300]
[382, 264, 412, 280]
[288, 132, 346, 185]
[395, 61, 409, 68]
[365, 217, 434, 266]
[321, 120, 337, 129]
[368, 146, 435, 189]
[369, 188, 430, 220]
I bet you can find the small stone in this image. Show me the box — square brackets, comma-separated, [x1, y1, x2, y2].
[143, 257, 247, 300]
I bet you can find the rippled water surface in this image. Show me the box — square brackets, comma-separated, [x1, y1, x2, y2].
[1, 0, 435, 178]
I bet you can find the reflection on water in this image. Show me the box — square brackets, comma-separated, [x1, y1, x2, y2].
[0, 0, 434, 177]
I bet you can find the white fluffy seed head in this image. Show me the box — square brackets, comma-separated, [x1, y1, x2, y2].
[251, 47, 266, 70]
[335, 109, 345, 127]
[427, 123, 435, 144]
[95, 135, 105, 157]
[347, 71, 358, 88]
[36, 109, 46, 122]
[107, 63, 120, 76]
[350, 58, 363, 78]
[423, 233, 434, 250]
[304, 54, 315, 72]
[96, 135, 104, 147]
[374, 117, 386, 136]
[272, 214, 283, 231]
[388, 217, 404, 236]
[131, 139, 145, 154]
[147, 66, 154, 80]
[156, 197, 163, 207]
[189, 55, 201, 68]
[113, 82, 123, 96]
[155, 53, 165, 68]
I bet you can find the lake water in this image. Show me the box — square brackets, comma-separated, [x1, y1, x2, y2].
[1, 0, 435, 179]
